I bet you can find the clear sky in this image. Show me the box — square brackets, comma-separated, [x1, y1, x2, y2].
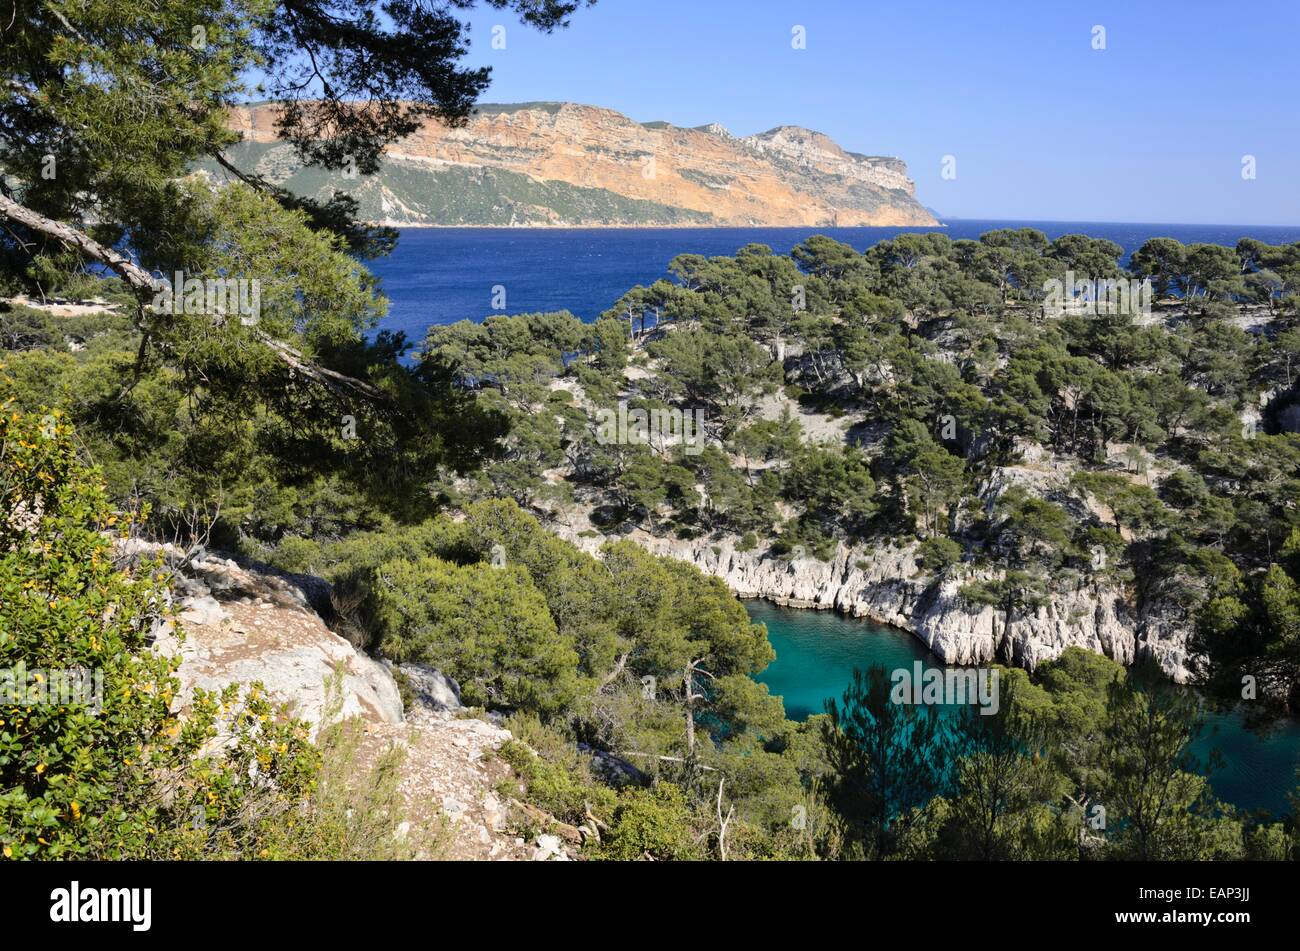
[453, 0, 1299, 225]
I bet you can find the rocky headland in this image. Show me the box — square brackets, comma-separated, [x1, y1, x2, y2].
[215, 101, 937, 227]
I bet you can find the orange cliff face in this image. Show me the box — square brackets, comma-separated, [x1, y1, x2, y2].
[223, 101, 938, 228]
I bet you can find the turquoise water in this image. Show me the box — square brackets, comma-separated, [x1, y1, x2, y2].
[748, 601, 1300, 817]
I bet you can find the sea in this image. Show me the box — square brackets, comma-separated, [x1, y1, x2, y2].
[369, 219, 1300, 344]
[749, 602, 1300, 817]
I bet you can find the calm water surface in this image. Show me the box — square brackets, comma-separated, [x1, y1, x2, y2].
[369, 219, 1300, 343]
[748, 601, 1300, 817]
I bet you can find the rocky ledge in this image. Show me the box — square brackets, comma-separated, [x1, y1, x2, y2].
[117, 539, 404, 734]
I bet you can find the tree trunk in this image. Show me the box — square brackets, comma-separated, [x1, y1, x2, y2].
[684, 660, 697, 759]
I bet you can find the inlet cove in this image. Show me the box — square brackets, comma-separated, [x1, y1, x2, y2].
[750, 601, 1300, 817]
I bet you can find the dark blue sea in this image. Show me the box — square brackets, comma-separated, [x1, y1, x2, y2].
[369, 220, 1300, 344]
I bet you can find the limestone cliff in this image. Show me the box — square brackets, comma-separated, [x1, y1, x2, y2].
[551, 527, 1194, 683]
[216, 101, 938, 227]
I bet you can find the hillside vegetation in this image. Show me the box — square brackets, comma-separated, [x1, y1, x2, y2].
[417, 230, 1300, 710]
[6, 226, 1300, 860]
[3, 0, 1298, 862]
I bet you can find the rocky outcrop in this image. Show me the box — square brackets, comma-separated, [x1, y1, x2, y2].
[390, 662, 464, 713]
[117, 540, 404, 734]
[552, 527, 1194, 682]
[117, 540, 543, 859]
[362, 706, 544, 860]
[217, 101, 937, 227]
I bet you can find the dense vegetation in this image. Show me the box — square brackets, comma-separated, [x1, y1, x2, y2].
[420, 231, 1300, 713]
[0, 393, 437, 858]
[7, 215, 1300, 860]
[214, 491, 1297, 860]
[0, 0, 586, 861]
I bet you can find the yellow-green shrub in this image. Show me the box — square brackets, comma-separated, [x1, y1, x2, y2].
[0, 394, 317, 859]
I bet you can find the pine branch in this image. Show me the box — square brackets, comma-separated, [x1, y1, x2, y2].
[0, 191, 386, 402]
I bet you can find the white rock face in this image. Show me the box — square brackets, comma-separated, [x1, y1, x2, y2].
[554, 527, 1194, 682]
[114, 541, 540, 860]
[118, 540, 405, 734]
[363, 707, 532, 860]
[742, 126, 916, 193]
[533, 833, 568, 861]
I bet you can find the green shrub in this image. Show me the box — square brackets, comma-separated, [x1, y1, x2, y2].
[265, 535, 324, 574]
[0, 397, 319, 859]
[598, 783, 702, 861]
[370, 555, 580, 717]
[497, 717, 616, 828]
[917, 535, 963, 573]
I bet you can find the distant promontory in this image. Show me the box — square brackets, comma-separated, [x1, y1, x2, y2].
[214, 101, 938, 228]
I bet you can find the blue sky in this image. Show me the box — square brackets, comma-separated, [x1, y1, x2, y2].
[453, 0, 1299, 225]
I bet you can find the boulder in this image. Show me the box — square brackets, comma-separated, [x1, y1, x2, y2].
[391, 662, 464, 712]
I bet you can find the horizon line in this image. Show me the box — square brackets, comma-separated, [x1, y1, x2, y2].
[937, 215, 1300, 229]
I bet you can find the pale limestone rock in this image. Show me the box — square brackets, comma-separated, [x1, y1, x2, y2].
[227, 101, 937, 228]
[120, 540, 404, 735]
[554, 525, 1194, 682]
[391, 662, 463, 712]
[533, 833, 567, 861]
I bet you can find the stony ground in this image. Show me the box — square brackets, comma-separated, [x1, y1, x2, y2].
[357, 709, 559, 861]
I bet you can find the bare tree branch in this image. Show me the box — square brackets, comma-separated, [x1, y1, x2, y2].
[617, 751, 720, 772]
[0, 190, 386, 402]
[715, 775, 734, 861]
